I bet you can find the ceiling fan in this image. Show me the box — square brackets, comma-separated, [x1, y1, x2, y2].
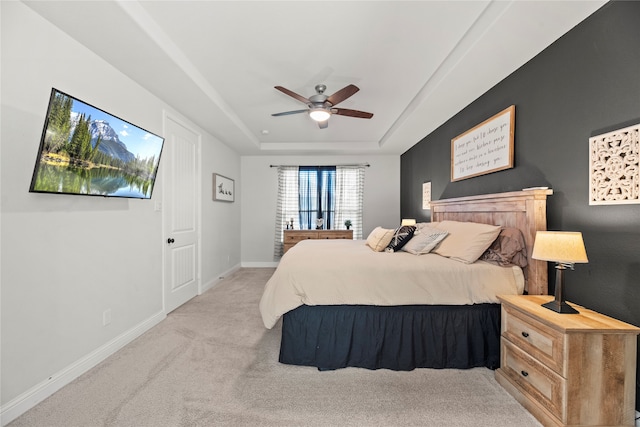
[272, 84, 374, 129]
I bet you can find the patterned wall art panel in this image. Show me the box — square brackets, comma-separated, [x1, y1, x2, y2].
[589, 123, 639, 205]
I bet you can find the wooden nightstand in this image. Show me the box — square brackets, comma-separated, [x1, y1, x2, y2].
[495, 295, 640, 427]
[283, 229, 353, 254]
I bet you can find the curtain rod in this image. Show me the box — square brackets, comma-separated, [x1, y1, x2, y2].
[269, 163, 370, 168]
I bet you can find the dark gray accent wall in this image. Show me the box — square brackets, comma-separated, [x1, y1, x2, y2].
[400, 1, 640, 408]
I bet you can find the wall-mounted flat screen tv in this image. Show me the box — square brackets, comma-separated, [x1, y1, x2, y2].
[29, 88, 165, 199]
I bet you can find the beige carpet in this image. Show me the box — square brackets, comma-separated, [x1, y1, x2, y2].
[10, 268, 541, 427]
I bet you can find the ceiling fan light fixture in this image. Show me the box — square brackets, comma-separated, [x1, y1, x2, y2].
[309, 108, 331, 122]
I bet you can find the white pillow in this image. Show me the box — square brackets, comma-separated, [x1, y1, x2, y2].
[432, 220, 502, 263]
[366, 227, 395, 252]
[401, 229, 449, 255]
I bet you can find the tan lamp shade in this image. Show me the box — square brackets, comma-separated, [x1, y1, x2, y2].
[532, 231, 588, 264]
[401, 219, 417, 226]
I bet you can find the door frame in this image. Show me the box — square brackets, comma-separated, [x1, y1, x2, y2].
[161, 110, 202, 312]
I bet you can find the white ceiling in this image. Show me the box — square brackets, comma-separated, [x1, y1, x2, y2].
[23, 0, 606, 156]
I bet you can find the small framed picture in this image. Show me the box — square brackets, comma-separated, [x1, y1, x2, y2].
[213, 173, 234, 202]
[422, 182, 431, 210]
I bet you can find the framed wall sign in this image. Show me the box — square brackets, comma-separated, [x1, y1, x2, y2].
[213, 173, 234, 202]
[450, 105, 515, 182]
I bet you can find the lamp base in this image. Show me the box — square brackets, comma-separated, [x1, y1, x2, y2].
[542, 300, 578, 314]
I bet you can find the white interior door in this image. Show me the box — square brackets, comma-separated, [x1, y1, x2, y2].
[163, 116, 200, 313]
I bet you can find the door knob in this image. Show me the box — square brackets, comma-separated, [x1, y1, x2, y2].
[167, 238, 175, 244]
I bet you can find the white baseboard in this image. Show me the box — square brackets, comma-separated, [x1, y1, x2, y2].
[241, 261, 279, 268]
[0, 310, 166, 426]
[200, 264, 243, 293]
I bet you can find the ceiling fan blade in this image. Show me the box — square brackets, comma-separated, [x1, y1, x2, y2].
[326, 84, 359, 106]
[332, 108, 373, 119]
[271, 109, 308, 117]
[318, 120, 329, 129]
[274, 86, 310, 105]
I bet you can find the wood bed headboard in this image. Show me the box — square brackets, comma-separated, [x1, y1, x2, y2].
[430, 189, 553, 295]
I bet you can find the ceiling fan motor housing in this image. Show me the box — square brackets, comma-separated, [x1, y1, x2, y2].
[308, 94, 329, 107]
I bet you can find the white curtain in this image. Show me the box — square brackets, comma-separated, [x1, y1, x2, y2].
[335, 165, 365, 240]
[274, 165, 366, 258]
[273, 166, 298, 258]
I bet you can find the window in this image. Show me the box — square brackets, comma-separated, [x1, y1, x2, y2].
[298, 166, 335, 230]
[274, 165, 365, 258]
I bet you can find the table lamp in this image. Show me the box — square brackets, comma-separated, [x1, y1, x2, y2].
[532, 231, 588, 314]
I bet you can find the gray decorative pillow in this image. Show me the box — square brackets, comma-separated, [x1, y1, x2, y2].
[385, 225, 416, 252]
[401, 229, 449, 255]
[480, 227, 528, 267]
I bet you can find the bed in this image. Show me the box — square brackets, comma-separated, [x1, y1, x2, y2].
[259, 189, 552, 371]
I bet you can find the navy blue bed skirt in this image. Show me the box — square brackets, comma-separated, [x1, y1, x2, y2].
[279, 304, 501, 371]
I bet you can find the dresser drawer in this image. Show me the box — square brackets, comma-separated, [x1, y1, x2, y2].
[284, 231, 318, 244]
[318, 230, 352, 239]
[502, 304, 565, 375]
[501, 338, 566, 421]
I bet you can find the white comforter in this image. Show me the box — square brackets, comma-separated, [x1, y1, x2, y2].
[259, 239, 524, 328]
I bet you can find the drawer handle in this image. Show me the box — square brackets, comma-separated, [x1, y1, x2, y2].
[521, 332, 529, 338]
[521, 370, 529, 377]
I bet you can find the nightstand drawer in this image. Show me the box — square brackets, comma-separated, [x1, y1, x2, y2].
[501, 338, 565, 421]
[502, 303, 565, 375]
[497, 295, 640, 426]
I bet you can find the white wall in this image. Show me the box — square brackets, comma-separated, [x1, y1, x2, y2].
[240, 155, 400, 264]
[0, 2, 240, 421]
[200, 131, 242, 285]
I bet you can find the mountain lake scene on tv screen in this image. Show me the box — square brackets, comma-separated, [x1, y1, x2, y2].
[31, 91, 164, 198]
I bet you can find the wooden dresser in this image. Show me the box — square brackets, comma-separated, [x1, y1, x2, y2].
[495, 295, 640, 426]
[283, 229, 353, 254]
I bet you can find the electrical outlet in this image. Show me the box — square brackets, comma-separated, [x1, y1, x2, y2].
[154, 201, 162, 211]
[102, 309, 111, 326]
